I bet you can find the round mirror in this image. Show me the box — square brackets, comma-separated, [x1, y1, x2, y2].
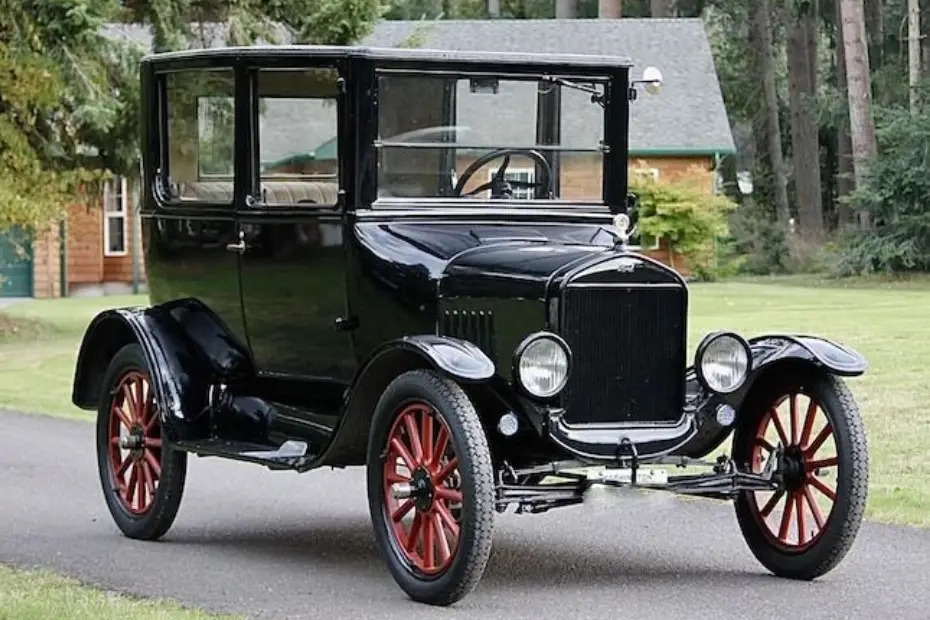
[642, 66, 663, 96]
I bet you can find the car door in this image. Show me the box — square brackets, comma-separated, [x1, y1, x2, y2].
[145, 64, 249, 356]
[235, 62, 354, 409]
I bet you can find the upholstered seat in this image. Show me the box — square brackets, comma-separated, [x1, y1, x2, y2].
[177, 180, 339, 206]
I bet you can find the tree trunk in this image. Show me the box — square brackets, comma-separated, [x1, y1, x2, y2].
[488, 0, 501, 16]
[598, 0, 622, 18]
[752, 0, 791, 227]
[556, 0, 579, 17]
[840, 0, 877, 229]
[787, 4, 825, 239]
[651, 0, 674, 17]
[909, 0, 921, 111]
[834, 0, 856, 225]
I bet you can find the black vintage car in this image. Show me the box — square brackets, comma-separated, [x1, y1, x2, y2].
[71, 45, 870, 606]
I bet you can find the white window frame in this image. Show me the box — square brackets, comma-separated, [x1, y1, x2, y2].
[487, 166, 536, 200]
[103, 175, 128, 257]
[629, 167, 661, 251]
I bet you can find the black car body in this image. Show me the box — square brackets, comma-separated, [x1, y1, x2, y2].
[72, 45, 871, 606]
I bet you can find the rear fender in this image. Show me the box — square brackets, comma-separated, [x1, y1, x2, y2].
[71, 297, 253, 441]
[317, 335, 495, 466]
[677, 334, 867, 458]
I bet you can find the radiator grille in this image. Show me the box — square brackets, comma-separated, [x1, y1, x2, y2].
[560, 285, 686, 424]
[441, 309, 495, 358]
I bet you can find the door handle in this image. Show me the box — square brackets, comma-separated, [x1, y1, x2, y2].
[225, 240, 246, 254]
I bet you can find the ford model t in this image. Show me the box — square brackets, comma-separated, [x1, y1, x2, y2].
[71, 45, 869, 605]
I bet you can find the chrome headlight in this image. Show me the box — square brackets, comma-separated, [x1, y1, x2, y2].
[695, 331, 751, 394]
[513, 332, 571, 399]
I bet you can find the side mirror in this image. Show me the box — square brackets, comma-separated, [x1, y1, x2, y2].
[642, 66, 663, 96]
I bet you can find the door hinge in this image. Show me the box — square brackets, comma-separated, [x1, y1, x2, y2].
[334, 315, 359, 332]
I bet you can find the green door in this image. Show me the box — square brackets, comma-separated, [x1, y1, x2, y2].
[0, 227, 34, 297]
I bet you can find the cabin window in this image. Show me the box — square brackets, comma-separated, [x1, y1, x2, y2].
[374, 70, 607, 204]
[103, 175, 128, 256]
[254, 68, 340, 207]
[161, 68, 235, 204]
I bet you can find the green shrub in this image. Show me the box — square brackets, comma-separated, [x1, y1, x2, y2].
[629, 162, 738, 279]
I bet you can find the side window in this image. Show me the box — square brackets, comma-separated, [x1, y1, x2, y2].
[255, 68, 340, 207]
[161, 68, 235, 204]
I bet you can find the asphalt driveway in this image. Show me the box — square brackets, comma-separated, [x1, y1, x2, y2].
[1, 408, 928, 620]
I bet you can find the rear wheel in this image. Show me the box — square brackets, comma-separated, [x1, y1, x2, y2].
[96, 343, 187, 540]
[732, 371, 868, 580]
[367, 370, 495, 606]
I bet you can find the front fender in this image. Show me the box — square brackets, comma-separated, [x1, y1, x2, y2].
[675, 333, 867, 459]
[71, 297, 252, 441]
[317, 335, 495, 467]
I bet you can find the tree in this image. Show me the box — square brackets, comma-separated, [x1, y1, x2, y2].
[839, 0, 878, 228]
[0, 0, 130, 236]
[751, 0, 791, 228]
[786, 0, 824, 239]
[651, 0, 674, 16]
[598, 0, 622, 17]
[908, 0, 920, 111]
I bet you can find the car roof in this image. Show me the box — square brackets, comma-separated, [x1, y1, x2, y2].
[141, 44, 634, 72]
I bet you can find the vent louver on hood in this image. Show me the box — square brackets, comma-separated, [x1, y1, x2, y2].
[441, 309, 496, 358]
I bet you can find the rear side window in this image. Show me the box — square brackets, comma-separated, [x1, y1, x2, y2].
[160, 68, 235, 205]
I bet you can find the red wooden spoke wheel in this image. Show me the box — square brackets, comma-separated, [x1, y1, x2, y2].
[367, 369, 495, 606]
[747, 391, 838, 551]
[732, 373, 868, 581]
[382, 401, 462, 576]
[96, 343, 186, 541]
[107, 370, 162, 515]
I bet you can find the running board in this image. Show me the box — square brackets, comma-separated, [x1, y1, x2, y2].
[172, 438, 316, 471]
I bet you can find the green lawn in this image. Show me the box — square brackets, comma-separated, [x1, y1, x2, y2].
[0, 565, 239, 620]
[0, 276, 928, 529]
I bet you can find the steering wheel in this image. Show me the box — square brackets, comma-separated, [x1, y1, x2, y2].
[453, 148, 553, 199]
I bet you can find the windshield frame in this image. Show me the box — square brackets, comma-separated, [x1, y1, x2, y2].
[366, 65, 628, 212]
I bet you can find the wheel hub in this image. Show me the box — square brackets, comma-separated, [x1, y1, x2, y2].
[119, 426, 146, 454]
[409, 468, 435, 511]
[780, 446, 807, 489]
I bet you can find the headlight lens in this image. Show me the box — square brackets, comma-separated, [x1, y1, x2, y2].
[515, 334, 570, 398]
[697, 332, 750, 393]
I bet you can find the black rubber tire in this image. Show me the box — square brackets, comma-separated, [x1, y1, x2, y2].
[366, 369, 495, 606]
[732, 370, 869, 580]
[96, 343, 187, 541]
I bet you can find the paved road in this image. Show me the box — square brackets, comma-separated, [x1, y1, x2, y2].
[2, 408, 928, 620]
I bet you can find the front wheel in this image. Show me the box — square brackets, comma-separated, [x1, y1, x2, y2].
[367, 370, 495, 606]
[732, 371, 869, 580]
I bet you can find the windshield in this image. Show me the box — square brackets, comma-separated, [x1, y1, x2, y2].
[375, 71, 607, 203]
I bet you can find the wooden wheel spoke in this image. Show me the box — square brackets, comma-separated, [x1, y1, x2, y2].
[435, 458, 459, 484]
[144, 437, 162, 449]
[799, 399, 818, 447]
[806, 424, 833, 457]
[769, 408, 790, 447]
[134, 380, 146, 424]
[405, 512, 423, 553]
[433, 426, 450, 466]
[436, 502, 460, 538]
[385, 469, 407, 484]
[808, 456, 838, 471]
[143, 449, 162, 478]
[116, 454, 133, 478]
[803, 485, 825, 529]
[422, 514, 435, 570]
[789, 394, 799, 445]
[795, 492, 806, 546]
[126, 464, 139, 509]
[759, 490, 785, 518]
[755, 437, 776, 454]
[432, 513, 451, 563]
[777, 493, 794, 541]
[808, 475, 837, 501]
[392, 499, 415, 522]
[390, 437, 418, 471]
[113, 405, 133, 430]
[122, 384, 137, 422]
[435, 487, 463, 504]
[421, 412, 434, 468]
[403, 414, 423, 462]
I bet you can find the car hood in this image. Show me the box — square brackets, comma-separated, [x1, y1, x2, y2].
[356, 221, 620, 300]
